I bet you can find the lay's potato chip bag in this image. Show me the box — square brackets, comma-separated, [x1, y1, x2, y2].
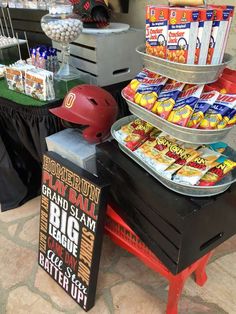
[188, 91, 219, 128]
[167, 85, 204, 127]
[199, 93, 236, 129]
[199, 156, 236, 186]
[151, 81, 185, 119]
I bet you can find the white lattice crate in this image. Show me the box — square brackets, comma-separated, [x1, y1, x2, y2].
[53, 28, 144, 86]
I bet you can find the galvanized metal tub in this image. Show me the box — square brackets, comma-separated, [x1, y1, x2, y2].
[122, 93, 235, 145]
[111, 115, 236, 197]
[136, 44, 233, 84]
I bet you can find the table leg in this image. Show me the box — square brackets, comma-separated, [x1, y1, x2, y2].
[166, 274, 187, 314]
[194, 251, 213, 286]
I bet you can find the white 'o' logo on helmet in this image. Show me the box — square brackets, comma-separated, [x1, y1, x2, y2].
[65, 93, 76, 108]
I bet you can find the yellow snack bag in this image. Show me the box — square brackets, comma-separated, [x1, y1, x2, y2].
[173, 147, 221, 185]
[163, 147, 201, 180]
[134, 76, 168, 110]
[199, 94, 236, 129]
[168, 85, 204, 127]
[188, 91, 219, 128]
[199, 157, 236, 186]
[151, 82, 185, 119]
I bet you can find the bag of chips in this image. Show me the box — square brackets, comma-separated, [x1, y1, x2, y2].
[134, 77, 168, 110]
[167, 85, 204, 127]
[151, 81, 185, 119]
[173, 147, 221, 185]
[199, 93, 236, 129]
[188, 91, 219, 128]
[199, 156, 236, 186]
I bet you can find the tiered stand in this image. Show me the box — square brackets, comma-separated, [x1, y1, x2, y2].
[112, 45, 236, 197]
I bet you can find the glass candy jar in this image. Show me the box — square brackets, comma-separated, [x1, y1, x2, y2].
[41, 0, 83, 80]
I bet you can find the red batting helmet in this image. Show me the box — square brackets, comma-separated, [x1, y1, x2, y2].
[50, 84, 118, 143]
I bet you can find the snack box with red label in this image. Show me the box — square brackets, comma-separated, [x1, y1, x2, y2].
[209, 5, 235, 63]
[195, 8, 214, 65]
[207, 7, 231, 65]
[146, 5, 169, 59]
[167, 7, 199, 64]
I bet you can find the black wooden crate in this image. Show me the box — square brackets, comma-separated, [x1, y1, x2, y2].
[97, 141, 236, 275]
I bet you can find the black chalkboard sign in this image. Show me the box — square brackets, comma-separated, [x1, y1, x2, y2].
[38, 151, 110, 311]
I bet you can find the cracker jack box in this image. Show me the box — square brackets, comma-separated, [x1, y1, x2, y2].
[146, 5, 151, 52]
[195, 8, 214, 65]
[207, 8, 231, 65]
[167, 7, 199, 64]
[210, 5, 235, 64]
[146, 5, 169, 59]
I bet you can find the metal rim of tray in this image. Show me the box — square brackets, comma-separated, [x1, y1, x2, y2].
[111, 115, 236, 198]
[136, 44, 233, 84]
[0, 39, 27, 50]
[122, 92, 235, 145]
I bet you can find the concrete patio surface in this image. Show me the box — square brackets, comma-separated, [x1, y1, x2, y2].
[0, 196, 236, 314]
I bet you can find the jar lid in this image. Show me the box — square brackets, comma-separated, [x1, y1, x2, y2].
[49, 0, 73, 15]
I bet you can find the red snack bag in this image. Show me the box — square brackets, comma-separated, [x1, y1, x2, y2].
[124, 121, 154, 151]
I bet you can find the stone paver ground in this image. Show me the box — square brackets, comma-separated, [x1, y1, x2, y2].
[0, 196, 236, 314]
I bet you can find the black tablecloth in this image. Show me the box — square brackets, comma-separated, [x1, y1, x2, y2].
[0, 98, 63, 211]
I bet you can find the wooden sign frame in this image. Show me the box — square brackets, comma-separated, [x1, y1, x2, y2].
[38, 151, 110, 311]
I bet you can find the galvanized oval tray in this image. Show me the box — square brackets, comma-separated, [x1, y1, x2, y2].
[111, 115, 236, 198]
[122, 92, 235, 145]
[136, 44, 233, 84]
